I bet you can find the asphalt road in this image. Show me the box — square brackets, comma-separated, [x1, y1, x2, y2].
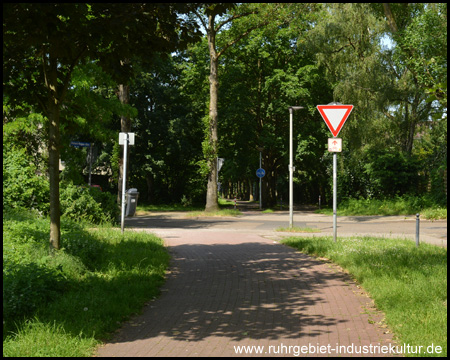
[125, 207, 447, 247]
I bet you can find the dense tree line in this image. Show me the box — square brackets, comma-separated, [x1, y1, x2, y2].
[3, 4, 447, 249]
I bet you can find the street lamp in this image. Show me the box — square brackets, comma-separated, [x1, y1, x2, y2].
[288, 106, 303, 228]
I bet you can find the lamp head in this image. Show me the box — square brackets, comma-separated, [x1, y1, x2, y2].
[289, 106, 304, 114]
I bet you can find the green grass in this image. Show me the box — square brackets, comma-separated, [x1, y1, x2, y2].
[262, 208, 274, 213]
[186, 209, 242, 217]
[3, 320, 98, 357]
[137, 203, 204, 213]
[136, 197, 238, 214]
[316, 196, 446, 220]
[276, 226, 320, 233]
[281, 236, 447, 357]
[3, 208, 170, 357]
[137, 198, 242, 217]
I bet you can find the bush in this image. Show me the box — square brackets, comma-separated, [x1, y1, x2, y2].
[3, 263, 68, 323]
[2, 209, 104, 329]
[60, 182, 119, 224]
[363, 148, 422, 198]
[3, 147, 49, 214]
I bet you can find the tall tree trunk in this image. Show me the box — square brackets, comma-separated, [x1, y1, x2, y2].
[117, 84, 131, 205]
[48, 96, 61, 251]
[44, 54, 75, 251]
[205, 14, 220, 212]
[46, 58, 61, 251]
[198, 5, 269, 211]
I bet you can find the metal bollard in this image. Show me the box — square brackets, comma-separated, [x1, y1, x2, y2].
[319, 195, 321, 210]
[416, 213, 420, 247]
[234, 196, 237, 210]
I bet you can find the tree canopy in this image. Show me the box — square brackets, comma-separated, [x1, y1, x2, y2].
[3, 3, 202, 249]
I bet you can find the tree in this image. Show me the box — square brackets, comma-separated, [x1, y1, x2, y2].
[129, 54, 205, 204]
[110, 4, 203, 206]
[381, 3, 447, 110]
[3, 3, 200, 250]
[193, 3, 288, 211]
[198, 3, 324, 207]
[308, 3, 447, 201]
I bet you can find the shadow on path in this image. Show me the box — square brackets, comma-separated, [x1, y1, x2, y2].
[106, 241, 365, 344]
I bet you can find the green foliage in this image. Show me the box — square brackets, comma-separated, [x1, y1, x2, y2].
[3, 107, 47, 165]
[59, 182, 119, 225]
[357, 147, 422, 198]
[130, 54, 205, 204]
[3, 263, 68, 324]
[3, 146, 50, 214]
[391, 3, 447, 111]
[61, 232, 106, 272]
[316, 195, 446, 220]
[336, 146, 425, 201]
[59, 147, 88, 186]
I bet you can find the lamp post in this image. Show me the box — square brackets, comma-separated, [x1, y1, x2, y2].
[288, 106, 303, 228]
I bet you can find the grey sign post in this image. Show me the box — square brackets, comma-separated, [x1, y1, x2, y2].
[256, 167, 265, 210]
[119, 132, 135, 234]
[288, 106, 304, 228]
[317, 103, 353, 242]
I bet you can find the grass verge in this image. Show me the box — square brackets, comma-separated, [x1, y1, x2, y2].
[280, 236, 447, 357]
[136, 197, 239, 215]
[316, 196, 446, 220]
[136, 203, 203, 213]
[186, 209, 242, 217]
[3, 209, 170, 357]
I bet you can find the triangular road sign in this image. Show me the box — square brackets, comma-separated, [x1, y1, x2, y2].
[317, 104, 353, 137]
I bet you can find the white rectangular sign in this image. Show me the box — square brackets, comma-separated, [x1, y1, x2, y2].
[328, 138, 342, 152]
[119, 132, 135, 145]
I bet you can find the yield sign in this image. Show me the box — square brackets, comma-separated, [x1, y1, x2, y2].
[317, 104, 353, 137]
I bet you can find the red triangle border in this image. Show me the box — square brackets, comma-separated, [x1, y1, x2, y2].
[317, 105, 353, 137]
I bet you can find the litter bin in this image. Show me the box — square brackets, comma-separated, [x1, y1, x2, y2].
[125, 188, 139, 217]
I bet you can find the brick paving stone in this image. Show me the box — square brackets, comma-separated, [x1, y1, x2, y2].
[95, 231, 400, 357]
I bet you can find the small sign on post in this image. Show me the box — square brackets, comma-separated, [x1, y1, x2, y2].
[328, 138, 342, 152]
[119, 132, 135, 145]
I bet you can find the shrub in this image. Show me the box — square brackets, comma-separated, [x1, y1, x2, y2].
[3, 146, 49, 214]
[3, 263, 68, 323]
[60, 182, 119, 224]
[363, 147, 422, 198]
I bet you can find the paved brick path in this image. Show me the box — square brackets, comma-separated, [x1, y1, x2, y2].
[96, 231, 398, 357]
